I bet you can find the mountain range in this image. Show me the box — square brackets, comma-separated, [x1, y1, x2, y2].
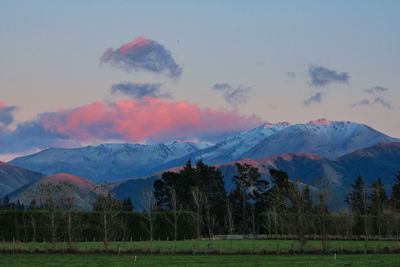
[9, 141, 209, 183]
[108, 142, 400, 209]
[9, 119, 399, 183]
[2, 119, 399, 209]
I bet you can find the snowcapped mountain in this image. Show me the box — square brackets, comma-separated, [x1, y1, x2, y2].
[8, 118, 399, 183]
[164, 122, 291, 166]
[244, 119, 399, 159]
[167, 118, 399, 166]
[9, 141, 210, 183]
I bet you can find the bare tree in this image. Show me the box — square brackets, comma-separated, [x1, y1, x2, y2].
[191, 186, 204, 246]
[226, 199, 234, 249]
[289, 181, 307, 252]
[59, 182, 76, 246]
[93, 184, 121, 249]
[36, 182, 65, 250]
[140, 185, 158, 253]
[313, 177, 334, 252]
[169, 188, 181, 252]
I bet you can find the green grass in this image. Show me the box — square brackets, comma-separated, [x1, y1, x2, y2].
[1, 254, 400, 266]
[1, 239, 400, 253]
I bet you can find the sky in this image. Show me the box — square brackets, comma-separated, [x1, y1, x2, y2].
[1, 0, 399, 161]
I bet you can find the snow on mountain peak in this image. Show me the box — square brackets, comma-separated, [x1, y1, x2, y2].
[262, 122, 291, 129]
[309, 118, 331, 125]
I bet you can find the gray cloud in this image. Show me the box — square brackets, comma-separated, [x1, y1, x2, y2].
[0, 116, 77, 155]
[304, 92, 323, 106]
[308, 65, 349, 87]
[365, 86, 388, 94]
[353, 86, 392, 109]
[111, 82, 170, 99]
[287, 72, 296, 78]
[212, 83, 250, 107]
[100, 36, 182, 78]
[0, 104, 18, 127]
[373, 97, 391, 109]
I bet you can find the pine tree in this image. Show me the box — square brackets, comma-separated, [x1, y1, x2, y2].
[302, 185, 313, 214]
[232, 163, 266, 233]
[369, 177, 388, 215]
[122, 197, 134, 211]
[2, 195, 11, 210]
[346, 176, 368, 215]
[391, 170, 400, 211]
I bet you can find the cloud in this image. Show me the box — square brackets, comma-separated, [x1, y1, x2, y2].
[373, 97, 391, 109]
[212, 83, 250, 107]
[365, 86, 388, 94]
[111, 82, 170, 99]
[0, 98, 262, 154]
[308, 65, 349, 87]
[352, 86, 392, 109]
[303, 92, 323, 106]
[287, 72, 296, 78]
[100, 36, 182, 78]
[0, 102, 18, 128]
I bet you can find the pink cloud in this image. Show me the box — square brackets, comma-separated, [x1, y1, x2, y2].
[41, 98, 262, 143]
[120, 36, 152, 55]
[100, 36, 182, 78]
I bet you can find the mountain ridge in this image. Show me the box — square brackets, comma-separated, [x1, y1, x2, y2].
[9, 119, 400, 183]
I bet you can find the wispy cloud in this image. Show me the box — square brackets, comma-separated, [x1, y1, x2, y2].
[353, 86, 392, 109]
[212, 83, 250, 107]
[308, 65, 349, 87]
[111, 82, 170, 99]
[0, 102, 18, 128]
[100, 36, 182, 78]
[303, 92, 323, 106]
[364, 86, 388, 94]
[287, 72, 296, 78]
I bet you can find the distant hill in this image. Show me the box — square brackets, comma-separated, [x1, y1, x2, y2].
[9, 173, 97, 210]
[0, 161, 44, 197]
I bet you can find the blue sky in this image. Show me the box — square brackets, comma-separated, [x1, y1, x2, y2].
[0, 0, 399, 160]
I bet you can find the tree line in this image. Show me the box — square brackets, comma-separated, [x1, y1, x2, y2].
[1, 160, 400, 252]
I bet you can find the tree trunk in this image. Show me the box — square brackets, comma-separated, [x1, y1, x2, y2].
[103, 211, 108, 248]
[68, 210, 72, 245]
[51, 209, 56, 250]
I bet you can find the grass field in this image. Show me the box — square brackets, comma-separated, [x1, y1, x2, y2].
[1, 254, 400, 266]
[1, 239, 400, 254]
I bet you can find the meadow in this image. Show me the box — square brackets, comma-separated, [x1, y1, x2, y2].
[1, 239, 400, 254]
[1, 253, 400, 267]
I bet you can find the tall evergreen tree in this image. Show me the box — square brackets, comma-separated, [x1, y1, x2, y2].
[369, 177, 388, 215]
[391, 170, 400, 211]
[302, 185, 313, 214]
[121, 197, 134, 212]
[2, 195, 11, 210]
[154, 159, 227, 235]
[230, 163, 267, 233]
[268, 169, 293, 212]
[346, 176, 368, 215]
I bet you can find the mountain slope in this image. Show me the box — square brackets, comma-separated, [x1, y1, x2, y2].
[0, 161, 44, 197]
[9, 141, 209, 183]
[8, 119, 399, 184]
[245, 119, 398, 160]
[111, 142, 400, 209]
[165, 119, 399, 168]
[9, 173, 97, 210]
